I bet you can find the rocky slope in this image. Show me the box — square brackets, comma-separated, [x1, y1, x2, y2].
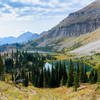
[69, 28, 100, 54]
[27, 0, 100, 50]
[70, 39, 100, 54]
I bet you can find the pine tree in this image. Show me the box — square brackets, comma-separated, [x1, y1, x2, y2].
[50, 63, 56, 88]
[0, 54, 4, 76]
[97, 66, 100, 85]
[55, 62, 60, 87]
[67, 59, 74, 87]
[31, 71, 34, 85]
[80, 64, 88, 83]
[12, 49, 14, 59]
[74, 72, 80, 91]
[11, 73, 14, 81]
[44, 67, 51, 87]
[89, 69, 94, 84]
[23, 73, 29, 87]
[94, 69, 97, 83]
[62, 61, 67, 85]
[89, 69, 97, 84]
[83, 66, 88, 83]
[38, 67, 43, 88]
[58, 61, 63, 81]
[43, 68, 46, 87]
[77, 62, 80, 75]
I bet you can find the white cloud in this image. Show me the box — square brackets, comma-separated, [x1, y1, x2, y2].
[0, 0, 95, 21]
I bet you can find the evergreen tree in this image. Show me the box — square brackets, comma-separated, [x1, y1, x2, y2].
[5, 58, 14, 73]
[67, 59, 74, 87]
[58, 61, 63, 81]
[50, 63, 56, 88]
[47, 67, 51, 87]
[94, 69, 97, 83]
[80, 64, 84, 83]
[29, 72, 32, 82]
[21, 70, 25, 79]
[80, 64, 88, 83]
[23, 73, 29, 87]
[0, 54, 4, 75]
[55, 62, 60, 87]
[11, 73, 14, 81]
[84, 66, 88, 83]
[43, 68, 47, 87]
[74, 72, 80, 91]
[97, 66, 100, 85]
[77, 62, 80, 75]
[12, 49, 14, 59]
[31, 71, 34, 85]
[89, 69, 97, 84]
[62, 62, 67, 85]
[38, 67, 43, 88]
[89, 69, 94, 84]
[44, 67, 50, 87]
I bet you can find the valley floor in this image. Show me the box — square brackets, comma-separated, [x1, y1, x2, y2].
[0, 81, 100, 100]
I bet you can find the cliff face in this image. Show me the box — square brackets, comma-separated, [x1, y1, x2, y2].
[28, 0, 100, 48]
[58, 18, 100, 37]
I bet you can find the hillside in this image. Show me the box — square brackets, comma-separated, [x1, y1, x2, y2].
[25, 0, 100, 51]
[0, 81, 100, 100]
[70, 40, 100, 54]
[70, 28, 100, 54]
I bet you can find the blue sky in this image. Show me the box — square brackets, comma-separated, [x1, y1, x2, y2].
[0, 0, 95, 37]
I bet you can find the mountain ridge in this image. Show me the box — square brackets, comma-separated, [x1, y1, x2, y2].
[27, 0, 100, 50]
[0, 32, 40, 45]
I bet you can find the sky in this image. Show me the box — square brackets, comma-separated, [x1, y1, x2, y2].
[0, 0, 95, 38]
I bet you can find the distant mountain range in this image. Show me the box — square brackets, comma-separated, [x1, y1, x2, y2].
[0, 31, 46, 46]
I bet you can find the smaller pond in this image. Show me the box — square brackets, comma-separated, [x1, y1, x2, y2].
[45, 60, 92, 72]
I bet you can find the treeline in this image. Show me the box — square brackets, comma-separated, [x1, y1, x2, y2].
[0, 50, 100, 91]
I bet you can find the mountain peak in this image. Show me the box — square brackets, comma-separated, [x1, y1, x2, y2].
[79, 0, 100, 12]
[21, 31, 33, 35]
